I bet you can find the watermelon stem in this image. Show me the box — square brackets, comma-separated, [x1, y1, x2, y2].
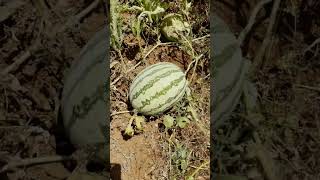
[123, 111, 138, 137]
[189, 54, 203, 83]
[187, 104, 209, 138]
[185, 54, 204, 83]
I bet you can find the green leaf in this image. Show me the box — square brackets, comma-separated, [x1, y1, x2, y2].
[124, 125, 134, 137]
[163, 115, 175, 129]
[160, 13, 191, 42]
[176, 116, 190, 128]
[132, 18, 141, 37]
[110, 0, 123, 50]
[135, 116, 145, 131]
[180, 159, 188, 170]
[186, 176, 194, 180]
[136, 0, 166, 22]
[182, 0, 192, 17]
[179, 148, 188, 159]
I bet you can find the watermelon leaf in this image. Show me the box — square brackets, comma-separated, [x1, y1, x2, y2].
[176, 116, 190, 128]
[135, 116, 145, 131]
[163, 115, 175, 129]
[124, 125, 134, 137]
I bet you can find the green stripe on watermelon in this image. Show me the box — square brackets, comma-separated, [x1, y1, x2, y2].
[136, 75, 185, 112]
[131, 69, 182, 101]
[213, 60, 250, 128]
[144, 80, 187, 115]
[130, 63, 173, 89]
[130, 64, 176, 94]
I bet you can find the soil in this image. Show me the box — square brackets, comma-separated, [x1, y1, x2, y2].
[110, 0, 210, 179]
[0, 0, 108, 179]
[110, 118, 165, 179]
[213, 0, 320, 180]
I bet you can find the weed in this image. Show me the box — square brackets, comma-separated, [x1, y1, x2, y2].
[110, 0, 123, 51]
[123, 0, 167, 39]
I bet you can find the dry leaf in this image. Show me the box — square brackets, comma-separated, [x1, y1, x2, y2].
[30, 88, 51, 111]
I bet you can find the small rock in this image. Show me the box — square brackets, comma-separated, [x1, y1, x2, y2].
[23, 64, 37, 76]
[42, 163, 70, 179]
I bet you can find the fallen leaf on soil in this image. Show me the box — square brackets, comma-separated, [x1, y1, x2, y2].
[30, 88, 51, 111]
[42, 163, 71, 179]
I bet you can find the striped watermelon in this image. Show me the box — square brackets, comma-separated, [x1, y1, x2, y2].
[211, 14, 251, 128]
[61, 27, 108, 145]
[129, 62, 187, 115]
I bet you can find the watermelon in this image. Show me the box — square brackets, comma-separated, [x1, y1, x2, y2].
[61, 27, 109, 145]
[211, 15, 251, 128]
[129, 62, 187, 115]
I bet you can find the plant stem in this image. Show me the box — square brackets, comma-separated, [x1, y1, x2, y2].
[189, 160, 209, 178]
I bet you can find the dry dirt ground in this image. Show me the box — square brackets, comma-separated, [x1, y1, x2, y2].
[0, 0, 108, 179]
[1, 0, 319, 180]
[213, 0, 320, 180]
[110, 0, 210, 179]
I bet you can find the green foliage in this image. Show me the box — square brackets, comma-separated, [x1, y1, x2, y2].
[171, 142, 191, 175]
[176, 116, 190, 128]
[131, 18, 142, 38]
[110, 0, 123, 50]
[136, 0, 167, 23]
[135, 116, 145, 131]
[181, 0, 192, 18]
[124, 115, 145, 137]
[127, 0, 167, 38]
[160, 13, 191, 42]
[163, 114, 191, 130]
[124, 125, 134, 136]
[163, 115, 175, 129]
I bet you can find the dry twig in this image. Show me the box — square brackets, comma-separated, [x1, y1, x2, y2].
[0, 155, 72, 173]
[0, 43, 38, 76]
[57, 0, 101, 34]
[303, 37, 320, 54]
[295, 84, 320, 92]
[238, 0, 272, 45]
[252, 0, 282, 73]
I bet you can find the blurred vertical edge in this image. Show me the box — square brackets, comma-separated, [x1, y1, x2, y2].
[59, 0, 110, 175]
[106, 0, 111, 174]
[209, 0, 215, 179]
[103, 0, 111, 172]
